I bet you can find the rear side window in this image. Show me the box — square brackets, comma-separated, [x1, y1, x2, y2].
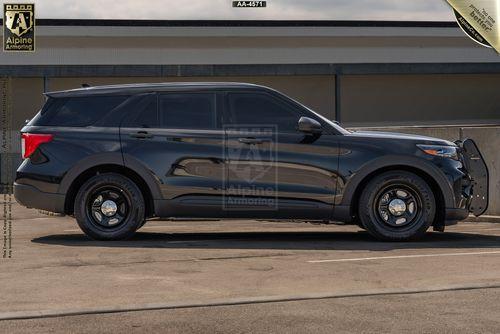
[159, 93, 217, 129]
[121, 94, 158, 128]
[34, 95, 128, 127]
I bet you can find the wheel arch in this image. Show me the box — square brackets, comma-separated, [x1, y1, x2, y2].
[63, 164, 158, 218]
[340, 156, 454, 227]
[350, 165, 446, 227]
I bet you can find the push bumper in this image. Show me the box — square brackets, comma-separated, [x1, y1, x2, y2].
[442, 139, 488, 227]
[459, 139, 489, 216]
[14, 182, 65, 213]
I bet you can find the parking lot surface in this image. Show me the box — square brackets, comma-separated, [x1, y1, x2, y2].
[1, 203, 500, 332]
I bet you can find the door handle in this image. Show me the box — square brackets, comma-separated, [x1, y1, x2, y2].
[238, 137, 268, 145]
[130, 131, 154, 139]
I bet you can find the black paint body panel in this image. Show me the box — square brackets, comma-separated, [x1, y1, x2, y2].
[14, 83, 485, 225]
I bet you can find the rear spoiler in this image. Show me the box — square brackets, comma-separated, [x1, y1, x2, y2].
[44, 84, 93, 98]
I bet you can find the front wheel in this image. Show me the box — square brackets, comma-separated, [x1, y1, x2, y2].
[74, 173, 145, 240]
[358, 171, 435, 241]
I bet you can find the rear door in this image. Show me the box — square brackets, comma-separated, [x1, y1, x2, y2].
[120, 91, 226, 217]
[222, 90, 340, 219]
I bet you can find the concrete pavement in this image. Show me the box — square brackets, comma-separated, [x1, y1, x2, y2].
[1, 288, 499, 333]
[1, 203, 499, 332]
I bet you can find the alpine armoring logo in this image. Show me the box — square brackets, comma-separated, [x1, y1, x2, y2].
[3, 3, 35, 52]
[223, 125, 278, 211]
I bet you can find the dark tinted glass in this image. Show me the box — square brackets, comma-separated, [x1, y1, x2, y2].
[228, 93, 300, 131]
[35, 95, 128, 127]
[159, 93, 217, 129]
[122, 96, 158, 128]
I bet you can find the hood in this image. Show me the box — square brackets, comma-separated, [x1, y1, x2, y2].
[349, 130, 456, 146]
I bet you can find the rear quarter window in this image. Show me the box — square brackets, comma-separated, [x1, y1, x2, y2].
[33, 95, 128, 127]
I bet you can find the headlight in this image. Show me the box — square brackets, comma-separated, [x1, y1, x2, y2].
[417, 144, 459, 160]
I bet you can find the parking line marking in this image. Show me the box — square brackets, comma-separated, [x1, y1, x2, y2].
[308, 250, 500, 263]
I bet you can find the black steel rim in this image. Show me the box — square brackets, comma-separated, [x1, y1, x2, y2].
[86, 185, 129, 229]
[374, 184, 422, 228]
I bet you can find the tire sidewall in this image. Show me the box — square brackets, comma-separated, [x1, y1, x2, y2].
[74, 173, 145, 240]
[359, 171, 435, 241]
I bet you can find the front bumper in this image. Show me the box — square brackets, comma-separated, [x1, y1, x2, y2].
[14, 182, 65, 213]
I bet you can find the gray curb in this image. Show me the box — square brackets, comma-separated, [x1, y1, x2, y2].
[464, 215, 500, 223]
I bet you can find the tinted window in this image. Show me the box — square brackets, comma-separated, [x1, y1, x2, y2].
[122, 95, 158, 128]
[159, 93, 217, 129]
[227, 93, 300, 132]
[35, 95, 128, 127]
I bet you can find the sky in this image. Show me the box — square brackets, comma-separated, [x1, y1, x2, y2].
[10, 0, 455, 21]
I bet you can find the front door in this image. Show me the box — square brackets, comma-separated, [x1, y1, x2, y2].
[222, 91, 339, 219]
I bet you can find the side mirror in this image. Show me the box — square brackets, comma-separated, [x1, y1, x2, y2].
[298, 117, 322, 134]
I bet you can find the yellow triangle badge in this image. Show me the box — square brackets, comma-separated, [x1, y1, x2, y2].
[446, 0, 500, 53]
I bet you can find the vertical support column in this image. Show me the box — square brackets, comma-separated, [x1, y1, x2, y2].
[335, 74, 341, 122]
[43, 76, 50, 100]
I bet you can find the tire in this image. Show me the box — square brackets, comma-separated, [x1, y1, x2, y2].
[74, 173, 145, 240]
[358, 171, 435, 241]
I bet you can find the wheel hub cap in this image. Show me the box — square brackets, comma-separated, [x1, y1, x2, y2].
[100, 200, 117, 217]
[388, 198, 406, 216]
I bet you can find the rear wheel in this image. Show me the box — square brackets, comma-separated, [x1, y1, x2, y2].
[74, 173, 145, 240]
[358, 171, 435, 241]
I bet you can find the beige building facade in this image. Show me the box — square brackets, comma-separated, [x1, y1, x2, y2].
[1, 19, 499, 213]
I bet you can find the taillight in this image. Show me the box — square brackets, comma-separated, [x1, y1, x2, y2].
[21, 133, 53, 159]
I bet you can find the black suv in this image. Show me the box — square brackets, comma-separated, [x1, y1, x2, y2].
[14, 82, 488, 241]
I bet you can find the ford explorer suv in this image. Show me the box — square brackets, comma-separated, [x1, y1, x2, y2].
[14, 82, 488, 241]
